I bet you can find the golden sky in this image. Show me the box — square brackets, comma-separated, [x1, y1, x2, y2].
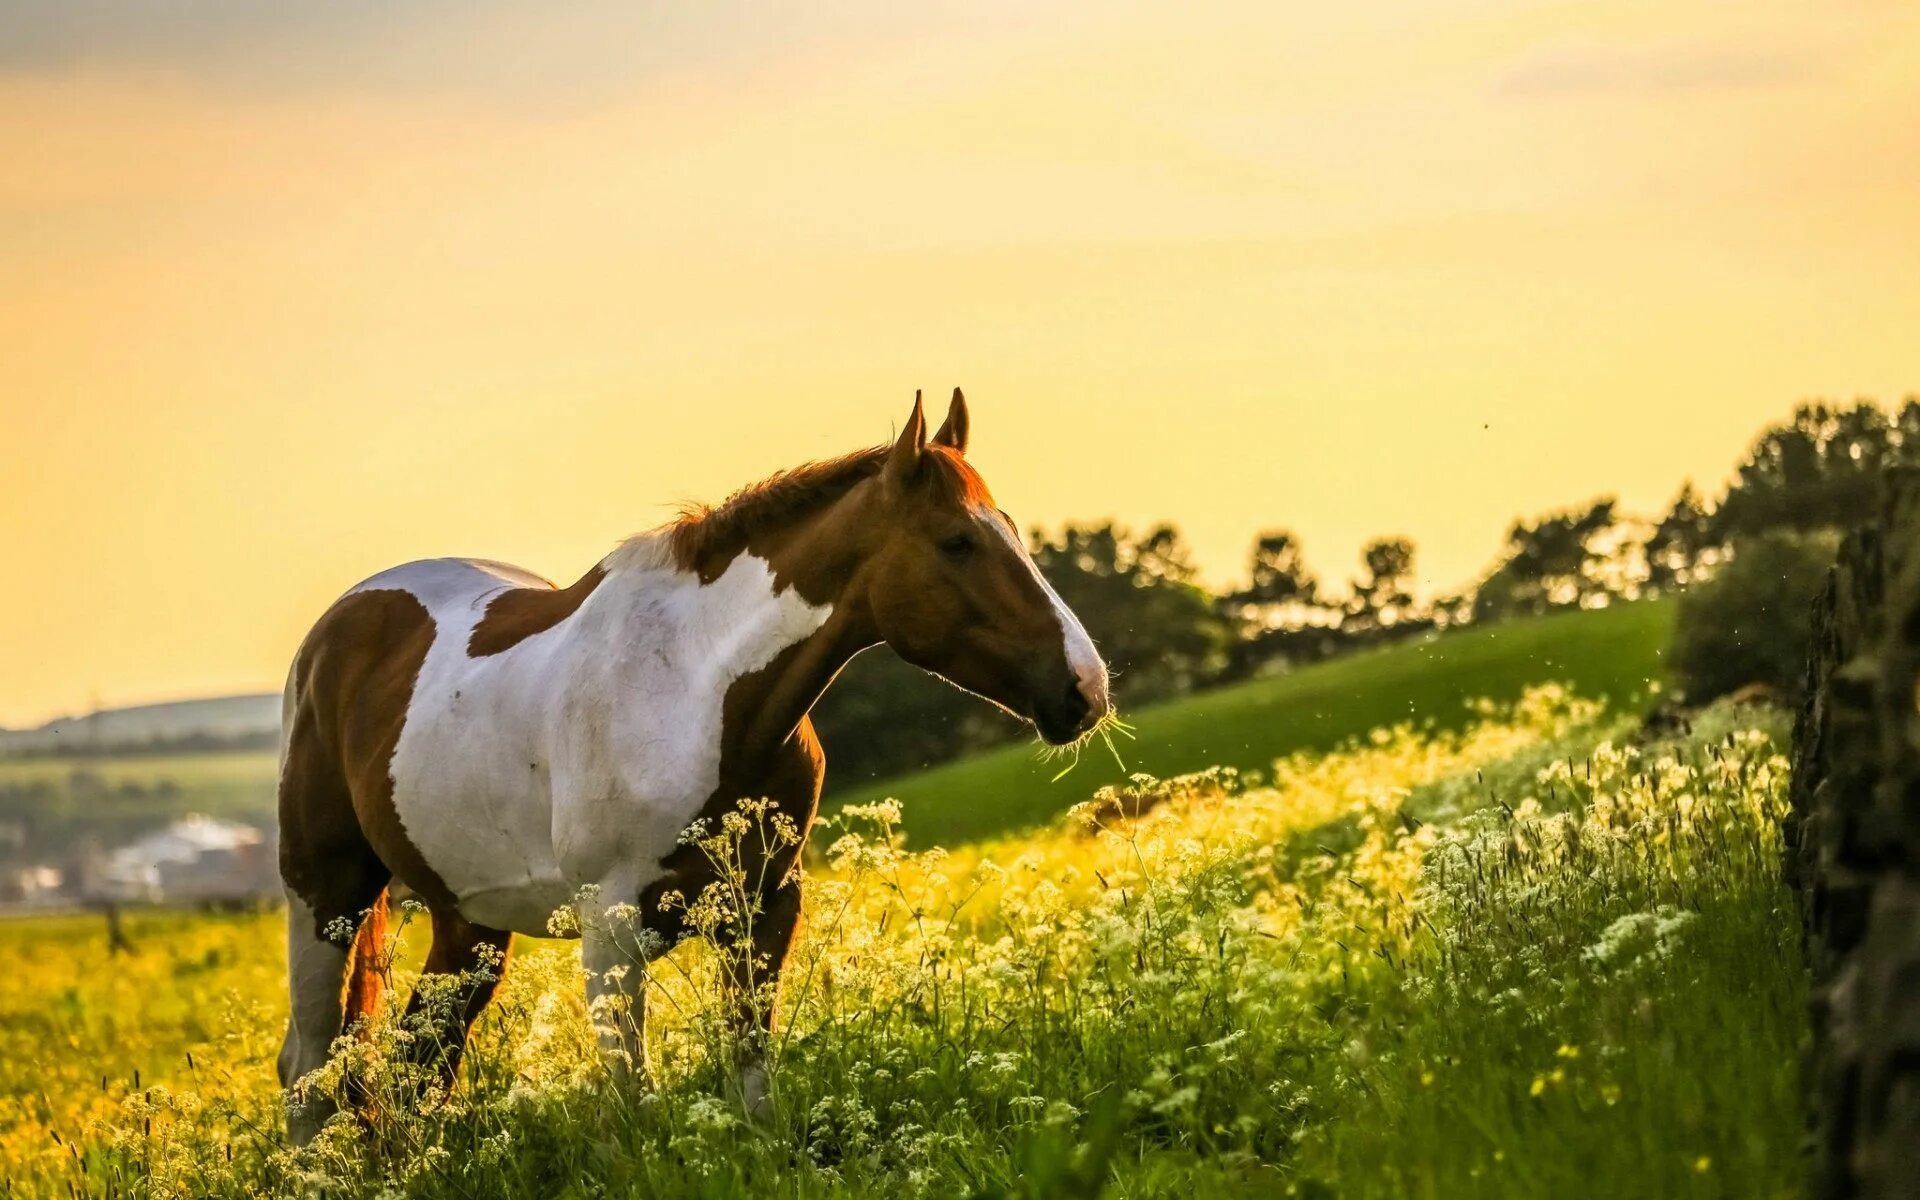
[2, 0, 1918, 726]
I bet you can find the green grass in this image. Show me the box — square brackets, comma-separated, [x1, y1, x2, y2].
[833, 598, 1677, 847]
[0, 749, 278, 791]
[1, 686, 1805, 1199]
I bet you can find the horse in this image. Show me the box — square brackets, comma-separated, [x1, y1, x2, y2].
[274, 390, 1110, 1141]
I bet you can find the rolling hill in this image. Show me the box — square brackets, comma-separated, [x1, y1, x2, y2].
[0, 693, 280, 757]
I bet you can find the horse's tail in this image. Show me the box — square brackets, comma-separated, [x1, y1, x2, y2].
[343, 887, 391, 1034]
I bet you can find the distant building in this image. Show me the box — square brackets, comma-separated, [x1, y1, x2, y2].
[0, 864, 63, 906]
[90, 815, 278, 905]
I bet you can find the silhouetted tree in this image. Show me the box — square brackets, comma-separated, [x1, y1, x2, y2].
[1712, 402, 1898, 539]
[1222, 531, 1320, 630]
[1345, 537, 1416, 632]
[1896, 397, 1920, 448]
[1474, 499, 1620, 620]
[814, 397, 1920, 790]
[1644, 482, 1716, 592]
[1248, 531, 1318, 609]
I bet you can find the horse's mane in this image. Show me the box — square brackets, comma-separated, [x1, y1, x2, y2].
[656, 441, 987, 570]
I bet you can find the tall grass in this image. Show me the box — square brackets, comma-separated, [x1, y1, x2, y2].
[2, 687, 1805, 1198]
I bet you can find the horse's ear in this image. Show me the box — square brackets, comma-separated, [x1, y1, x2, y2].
[932, 387, 969, 455]
[883, 390, 927, 493]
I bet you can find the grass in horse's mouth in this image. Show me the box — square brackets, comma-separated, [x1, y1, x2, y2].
[1040, 709, 1137, 782]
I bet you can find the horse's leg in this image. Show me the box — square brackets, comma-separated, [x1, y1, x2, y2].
[581, 883, 658, 1088]
[279, 883, 390, 1143]
[719, 725, 822, 1118]
[401, 907, 512, 1089]
[724, 876, 802, 1120]
[277, 719, 390, 1143]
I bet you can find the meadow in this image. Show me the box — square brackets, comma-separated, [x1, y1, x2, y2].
[0, 679, 1806, 1198]
[0, 752, 276, 794]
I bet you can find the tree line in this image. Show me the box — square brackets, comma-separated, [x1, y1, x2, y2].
[816, 398, 1920, 783]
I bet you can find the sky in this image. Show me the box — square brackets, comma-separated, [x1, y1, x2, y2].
[2, 0, 1918, 726]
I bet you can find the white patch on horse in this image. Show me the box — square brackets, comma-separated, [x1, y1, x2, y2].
[353, 537, 832, 935]
[978, 507, 1110, 712]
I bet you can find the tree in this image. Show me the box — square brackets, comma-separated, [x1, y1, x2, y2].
[1223, 531, 1320, 631]
[1712, 403, 1895, 539]
[1894, 396, 1920, 450]
[1670, 531, 1839, 703]
[1644, 482, 1716, 592]
[1248, 531, 1317, 608]
[1474, 499, 1620, 620]
[1345, 537, 1416, 632]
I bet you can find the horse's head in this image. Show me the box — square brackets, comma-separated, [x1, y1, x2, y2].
[857, 390, 1111, 745]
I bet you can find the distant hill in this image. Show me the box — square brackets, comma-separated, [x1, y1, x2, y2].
[0, 693, 281, 757]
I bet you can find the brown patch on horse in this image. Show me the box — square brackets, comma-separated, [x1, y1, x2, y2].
[467, 566, 607, 657]
[639, 707, 826, 952]
[280, 588, 459, 931]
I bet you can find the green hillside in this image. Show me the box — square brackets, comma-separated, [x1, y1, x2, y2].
[828, 597, 1677, 846]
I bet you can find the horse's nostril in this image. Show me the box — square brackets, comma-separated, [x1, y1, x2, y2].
[1064, 679, 1092, 724]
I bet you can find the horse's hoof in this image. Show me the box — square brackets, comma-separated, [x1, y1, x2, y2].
[284, 1096, 336, 1147]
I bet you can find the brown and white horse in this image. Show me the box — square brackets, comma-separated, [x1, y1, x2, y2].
[275, 391, 1109, 1140]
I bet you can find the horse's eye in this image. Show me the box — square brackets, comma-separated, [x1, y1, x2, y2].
[939, 533, 976, 561]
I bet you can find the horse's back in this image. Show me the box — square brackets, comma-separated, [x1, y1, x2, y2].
[348, 557, 554, 613]
[286, 557, 553, 753]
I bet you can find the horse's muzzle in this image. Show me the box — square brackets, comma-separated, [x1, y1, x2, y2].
[1033, 675, 1106, 745]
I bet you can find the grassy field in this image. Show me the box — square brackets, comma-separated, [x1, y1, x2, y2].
[0, 750, 277, 792]
[0, 683, 1806, 1198]
[838, 598, 1676, 846]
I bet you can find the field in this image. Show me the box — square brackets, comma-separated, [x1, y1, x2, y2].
[0, 677, 1807, 1198]
[0, 752, 276, 792]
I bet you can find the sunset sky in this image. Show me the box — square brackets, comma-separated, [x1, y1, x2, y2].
[2, 1, 1918, 726]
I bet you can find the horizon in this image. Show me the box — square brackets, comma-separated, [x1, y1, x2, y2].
[4, 1, 1918, 725]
